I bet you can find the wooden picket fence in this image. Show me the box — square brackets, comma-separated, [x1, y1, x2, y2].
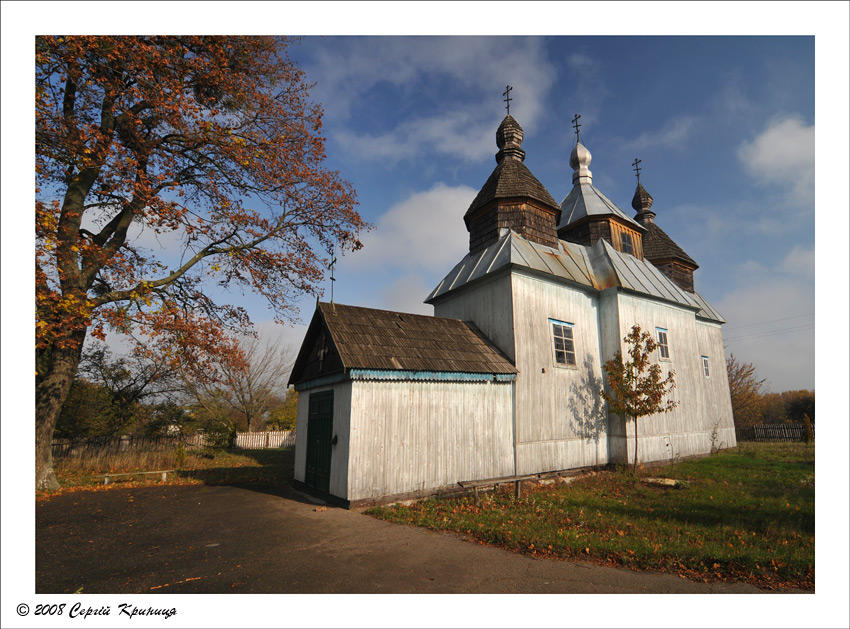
[735, 423, 814, 443]
[52, 430, 295, 459]
[233, 430, 296, 449]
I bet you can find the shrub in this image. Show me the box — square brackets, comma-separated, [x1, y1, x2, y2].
[174, 442, 186, 468]
[802, 414, 814, 444]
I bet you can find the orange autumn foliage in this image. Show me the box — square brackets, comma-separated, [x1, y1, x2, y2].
[601, 325, 678, 473]
[35, 36, 365, 490]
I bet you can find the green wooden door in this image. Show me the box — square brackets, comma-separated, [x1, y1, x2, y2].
[305, 391, 333, 494]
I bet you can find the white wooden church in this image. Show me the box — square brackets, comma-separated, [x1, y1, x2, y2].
[289, 111, 736, 507]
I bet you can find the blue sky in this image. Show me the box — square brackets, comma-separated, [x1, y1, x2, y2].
[250, 34, 818, 392]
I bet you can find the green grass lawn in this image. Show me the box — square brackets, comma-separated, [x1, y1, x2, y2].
[44, 447, 295, 497]
[367, 442, 814, 590]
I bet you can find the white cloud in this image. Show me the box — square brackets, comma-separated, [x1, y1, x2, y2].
[346, 183, 475, 274]
[335, 110, 493, 165]
[715, 253, 815, 392]
[302, 37, 556, 162]
[780, 245, 815, 279]
[620, 115, 698, 152]
[737, 115, 815, 208]
[564, 53, 610, 130]
[380, 273, 434, 316]
[254, 319, 309, 355]
[710, 69, 756, 118]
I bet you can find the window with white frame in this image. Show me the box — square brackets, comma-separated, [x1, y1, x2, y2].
[550, 319, 577, 367]
[701, 356, 710, 378]
[656, 328, 670, 360]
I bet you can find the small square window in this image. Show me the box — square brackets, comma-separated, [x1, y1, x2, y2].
[702, 356, 710, 378]
[621, 232, 634, 256]
[656, 328, 670, 360]
[550, 319, 576, 367]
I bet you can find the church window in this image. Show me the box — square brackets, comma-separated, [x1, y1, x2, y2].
[549, 319, 576, 367]
[656, 328, 670, 360]
[621, 232, 634, 255]
[702, 356, 710, 378]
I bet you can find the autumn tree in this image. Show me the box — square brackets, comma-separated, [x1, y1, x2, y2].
[781, 389, 815, 426]
[53, 379, 114, 439]
[180, 336, 295, 432]
[601, 325, 678, 473]
[35, 36, 365, 490]
[268, 389, 298, 431]
[725, 354, 766, 428]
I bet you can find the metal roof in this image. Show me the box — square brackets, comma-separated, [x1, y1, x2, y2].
[557, 182, 645, 232]
[426, 229, 725, 323]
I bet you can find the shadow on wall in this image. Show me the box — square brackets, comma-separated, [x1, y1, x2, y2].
[568, 354, 608, 467]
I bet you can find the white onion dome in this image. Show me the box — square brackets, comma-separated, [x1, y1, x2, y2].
[570, 141, 593, 185]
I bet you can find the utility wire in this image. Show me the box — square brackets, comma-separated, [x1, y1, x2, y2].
[725, 323, 814, 342]
[724, 312, 814, 331]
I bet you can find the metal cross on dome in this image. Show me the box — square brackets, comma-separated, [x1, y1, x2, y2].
[632, 158, 643, 184]
[503, 85, 513, 115]
[327, 243, 338, 304]
[572, 113, 582, 143]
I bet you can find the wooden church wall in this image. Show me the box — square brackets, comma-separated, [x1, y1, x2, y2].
[432, 272, 516, 361]
[613, 293, 735, 464]
[345, 379, 515, 502]
[509, 272, 611, 475]
[695, 320, 737, 450]
[598, 288, 628, 463]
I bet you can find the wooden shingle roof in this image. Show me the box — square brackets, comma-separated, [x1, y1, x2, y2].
[642, 222, 698, 268]
[288, 303, 516, 386]
[465, 158, 558, 216]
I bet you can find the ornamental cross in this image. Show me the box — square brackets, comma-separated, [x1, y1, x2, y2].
[503, 85, 513, 115]
[572, 113, 582, 143]
[327, 243, 338, 304]
[632, 158, 642, 183]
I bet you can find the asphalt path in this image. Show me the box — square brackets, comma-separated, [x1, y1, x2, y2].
[36, 483, 783, 594]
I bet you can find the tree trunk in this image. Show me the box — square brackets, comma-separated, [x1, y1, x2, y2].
[632, 416, 639, 474]
[35, 329, 87, 491]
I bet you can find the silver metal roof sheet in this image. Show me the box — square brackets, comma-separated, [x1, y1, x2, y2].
[557, 183, 645, 232]
[687, 290, 727, 323]
[426, 230, 724, 324]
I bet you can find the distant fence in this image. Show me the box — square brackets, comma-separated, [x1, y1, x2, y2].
[233, 430, 296, 449]
[52, 430, 295, 459]
[735, 423, 814, 443]
[51, 434, 206, 459]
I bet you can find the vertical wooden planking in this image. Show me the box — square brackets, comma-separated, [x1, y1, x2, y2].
[695, 320, 737, 450]
[293, 389, 310, 483]
[509, 271, 610, 474]
[328, 382, 352, 499]
[345, 380, 514, 502]
[433, 272, 516, 361]
[612, 293, 737, 463]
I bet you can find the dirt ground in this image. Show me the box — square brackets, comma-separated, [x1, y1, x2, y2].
[35, 482, 803, 595]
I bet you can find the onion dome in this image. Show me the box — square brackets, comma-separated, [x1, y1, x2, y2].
[632, 182, 656, 225]
[557, 137, 643, 234]
[569, 141, 593, 186]
[495, 114, 526, 163]
[466, 115, 557, 217]
[464, 114, 560, 254]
